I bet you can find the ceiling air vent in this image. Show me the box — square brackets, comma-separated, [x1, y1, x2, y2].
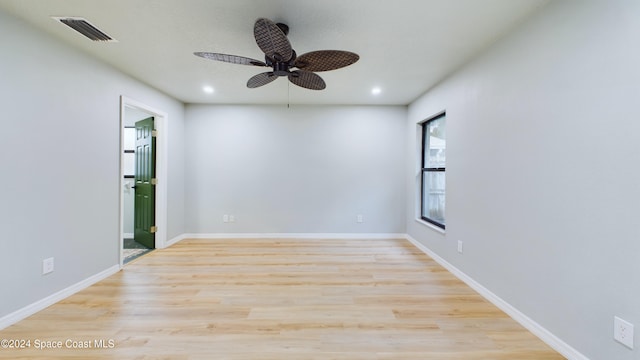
[52, 17, 117, 42]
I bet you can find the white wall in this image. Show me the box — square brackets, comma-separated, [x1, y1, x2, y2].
[0, 10, 185, 319]
[185, 105, 407, 234]
[406, 1, 640, 359]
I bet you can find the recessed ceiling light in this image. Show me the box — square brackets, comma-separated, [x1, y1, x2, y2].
[371, 87, 382, 95]
[203, 86, 214, 94]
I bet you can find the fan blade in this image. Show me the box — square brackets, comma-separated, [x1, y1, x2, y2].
[194, 52, 266, 67]
[294, 50, 359, 72]
[247, 72, 278, 88]
[254, 18, 293, 62]
[288, 70, 326, 90]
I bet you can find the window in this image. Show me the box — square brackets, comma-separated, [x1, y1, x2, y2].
[421, 113, 446, 229]
[123, 127, 136, 178]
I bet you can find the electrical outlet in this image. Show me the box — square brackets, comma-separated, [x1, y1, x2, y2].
[357, 214, 363, 223]
[229, 215, 235, 223]
[42, 257, 54, 275]
[223, 214, 229, 223]
[457, 241, 463, 254]
[614, 316, 634, 349]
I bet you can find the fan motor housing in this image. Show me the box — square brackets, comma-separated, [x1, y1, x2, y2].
[273, 61, 291, 76]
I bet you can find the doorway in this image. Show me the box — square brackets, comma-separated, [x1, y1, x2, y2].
[119, 96, 168, 267]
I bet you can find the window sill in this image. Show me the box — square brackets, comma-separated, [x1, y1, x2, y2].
[415, 218, 446, 235]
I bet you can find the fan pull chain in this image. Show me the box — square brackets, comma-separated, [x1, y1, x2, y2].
[287, 80, 290, 108]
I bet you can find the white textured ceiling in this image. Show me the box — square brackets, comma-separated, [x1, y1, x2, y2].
[0, 0, 548, 105]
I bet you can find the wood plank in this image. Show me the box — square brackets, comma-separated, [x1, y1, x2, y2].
[0, 238, 564, 359]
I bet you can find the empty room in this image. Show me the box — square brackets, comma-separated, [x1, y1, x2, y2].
[0, 1, 638, 359]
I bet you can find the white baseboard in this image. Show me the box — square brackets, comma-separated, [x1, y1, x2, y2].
[123, 232, 134, 239]
[404, 235, 589, 360]
[0, 264, 120, 331]
[182, 233, 407, 240]
[164, 233, 189, 248]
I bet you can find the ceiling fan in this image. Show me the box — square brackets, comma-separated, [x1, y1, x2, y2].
[194, 18, 359, 90]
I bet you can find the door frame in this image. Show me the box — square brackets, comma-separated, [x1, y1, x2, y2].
[119, 96, 169, 268]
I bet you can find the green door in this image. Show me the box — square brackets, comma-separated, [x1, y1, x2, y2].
[134, 117, 156, 249]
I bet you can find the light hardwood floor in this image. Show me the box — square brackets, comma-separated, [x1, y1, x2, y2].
[0, 238, 564, 359]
